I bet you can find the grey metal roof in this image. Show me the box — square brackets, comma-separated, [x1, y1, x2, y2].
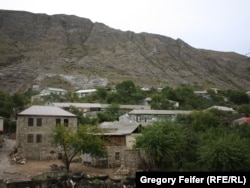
[50, 103, 150, 110]
[18, 105, 76, 117]
[128, 109, 192, 115]
[119, 105, 151, 110]
[51, 102, 102, 108]
[205, 106, 236, 112]
[99, 121, 140, 135]
[45, 87, 68, 92]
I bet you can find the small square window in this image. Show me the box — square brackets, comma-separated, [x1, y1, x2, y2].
[36, 134, 42, 143]
[56, 119, 61, 126]
[28, 118, 34, 126]
[27, 134, 33, 143]
[115, 152, 120, 161]
[37, 118, 42, 126]
[64, 119, 69, 127]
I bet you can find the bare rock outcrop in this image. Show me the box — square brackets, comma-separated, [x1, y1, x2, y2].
[0, 10, 249, 94]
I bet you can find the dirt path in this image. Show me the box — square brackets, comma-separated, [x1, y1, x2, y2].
[0, 137, 20, 180]
[0, 138, 122, 183]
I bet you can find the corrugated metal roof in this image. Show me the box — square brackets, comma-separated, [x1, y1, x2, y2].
[51, 102, 102, 108]
[119, 105, 151, 110]
[50, 103, 150, 110]
[18, 105, 76, 117]
[76, 89, 97, 93]
[128, 109, 192, 115]
[99, 121, 140, 135]
[46, 87, 68, 92]
[205, 106, 236, 112]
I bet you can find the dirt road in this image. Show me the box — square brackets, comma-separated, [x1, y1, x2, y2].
[0, 137, 20, 180]
[0, 138, 121, 183]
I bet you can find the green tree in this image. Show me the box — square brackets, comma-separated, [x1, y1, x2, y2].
[0, 92, 14, 118]
[51, 125, 105, 171]
[95, 86, 108, 102]
[105, 103, 121, 119]
[69, 106, 98, 126]
[97, 112, 116, 123]
[106, 92, 120, 104]
[65, 92, 80, 102]
[226, 89, 249, 105]
[237, 104, 250, 115]
[189, 111, 221, 132]
[150, 93, 174, 110]
[135, 121, 186, 170]
[115, 80, 143, 104]
[198, 129, 250, 171]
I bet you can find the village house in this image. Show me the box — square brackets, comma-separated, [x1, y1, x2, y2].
[40, 87, 68, 96]
[83, 121, 141, 169]
[232, 115, 250, 125]
[76, 89, 97, 98]
[16, 105, 77, 160]
[194, 90, 208, 97]
[48, 102, 151, 116]
[128, 109, 192, 125]
[48, 102, 104, 115]
[204, 105, 237, 113]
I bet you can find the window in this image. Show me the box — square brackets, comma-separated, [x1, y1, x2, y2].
[28, 118, 34, 126]
[36, 134, 42, 143]
[64, 119, 69, 127]
[56, 119, 61, 126]
[37, 118, 42, 126]
[115, 152, 120, 161]
[27, 134, 33, 143]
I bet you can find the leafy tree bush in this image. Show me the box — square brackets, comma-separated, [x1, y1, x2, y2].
[51, 125, 105, 171]
[198, 129, 250, 171]
[189, 111, 221, 132]
[69, 106, 98, 126]
[115, 80, 144, 104]
[237, 104, 250, 115]
[97, 112, 116, 123]
[3, 118, 16, 134]
[135, 120, 186, 170]
[226, 89, 249, 105]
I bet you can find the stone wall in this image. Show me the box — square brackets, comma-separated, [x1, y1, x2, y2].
[105, 146, 140, 169]
[16, 115, 77, 160]
[123, 149, 140, 169]
[106, 145, 127, 168]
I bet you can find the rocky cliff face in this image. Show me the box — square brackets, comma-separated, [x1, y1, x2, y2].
[0, 10, 249, 94]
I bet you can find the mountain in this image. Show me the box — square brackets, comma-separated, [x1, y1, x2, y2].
[0, 10, 249, 94]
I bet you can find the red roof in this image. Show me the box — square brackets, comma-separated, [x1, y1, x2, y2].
[233, 116, 250, 125]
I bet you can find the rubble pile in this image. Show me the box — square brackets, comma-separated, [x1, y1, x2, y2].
[114, 165, 130, 176]
[9, 147, 26, 165]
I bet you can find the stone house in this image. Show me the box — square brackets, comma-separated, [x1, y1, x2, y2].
[16, 105, 77, 160]
[204, 105, 237, 113]
[48, 102, 103, 114]
[48, 102, 151, 116]
[40, 87, 68, 96]
[83, 121, 141, 168]
[76, 89, 97, 98]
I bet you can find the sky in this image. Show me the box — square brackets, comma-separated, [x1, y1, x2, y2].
[0, 0, 250, 55]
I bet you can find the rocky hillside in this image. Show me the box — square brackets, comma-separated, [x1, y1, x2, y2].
[0, 10, 249, 94]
